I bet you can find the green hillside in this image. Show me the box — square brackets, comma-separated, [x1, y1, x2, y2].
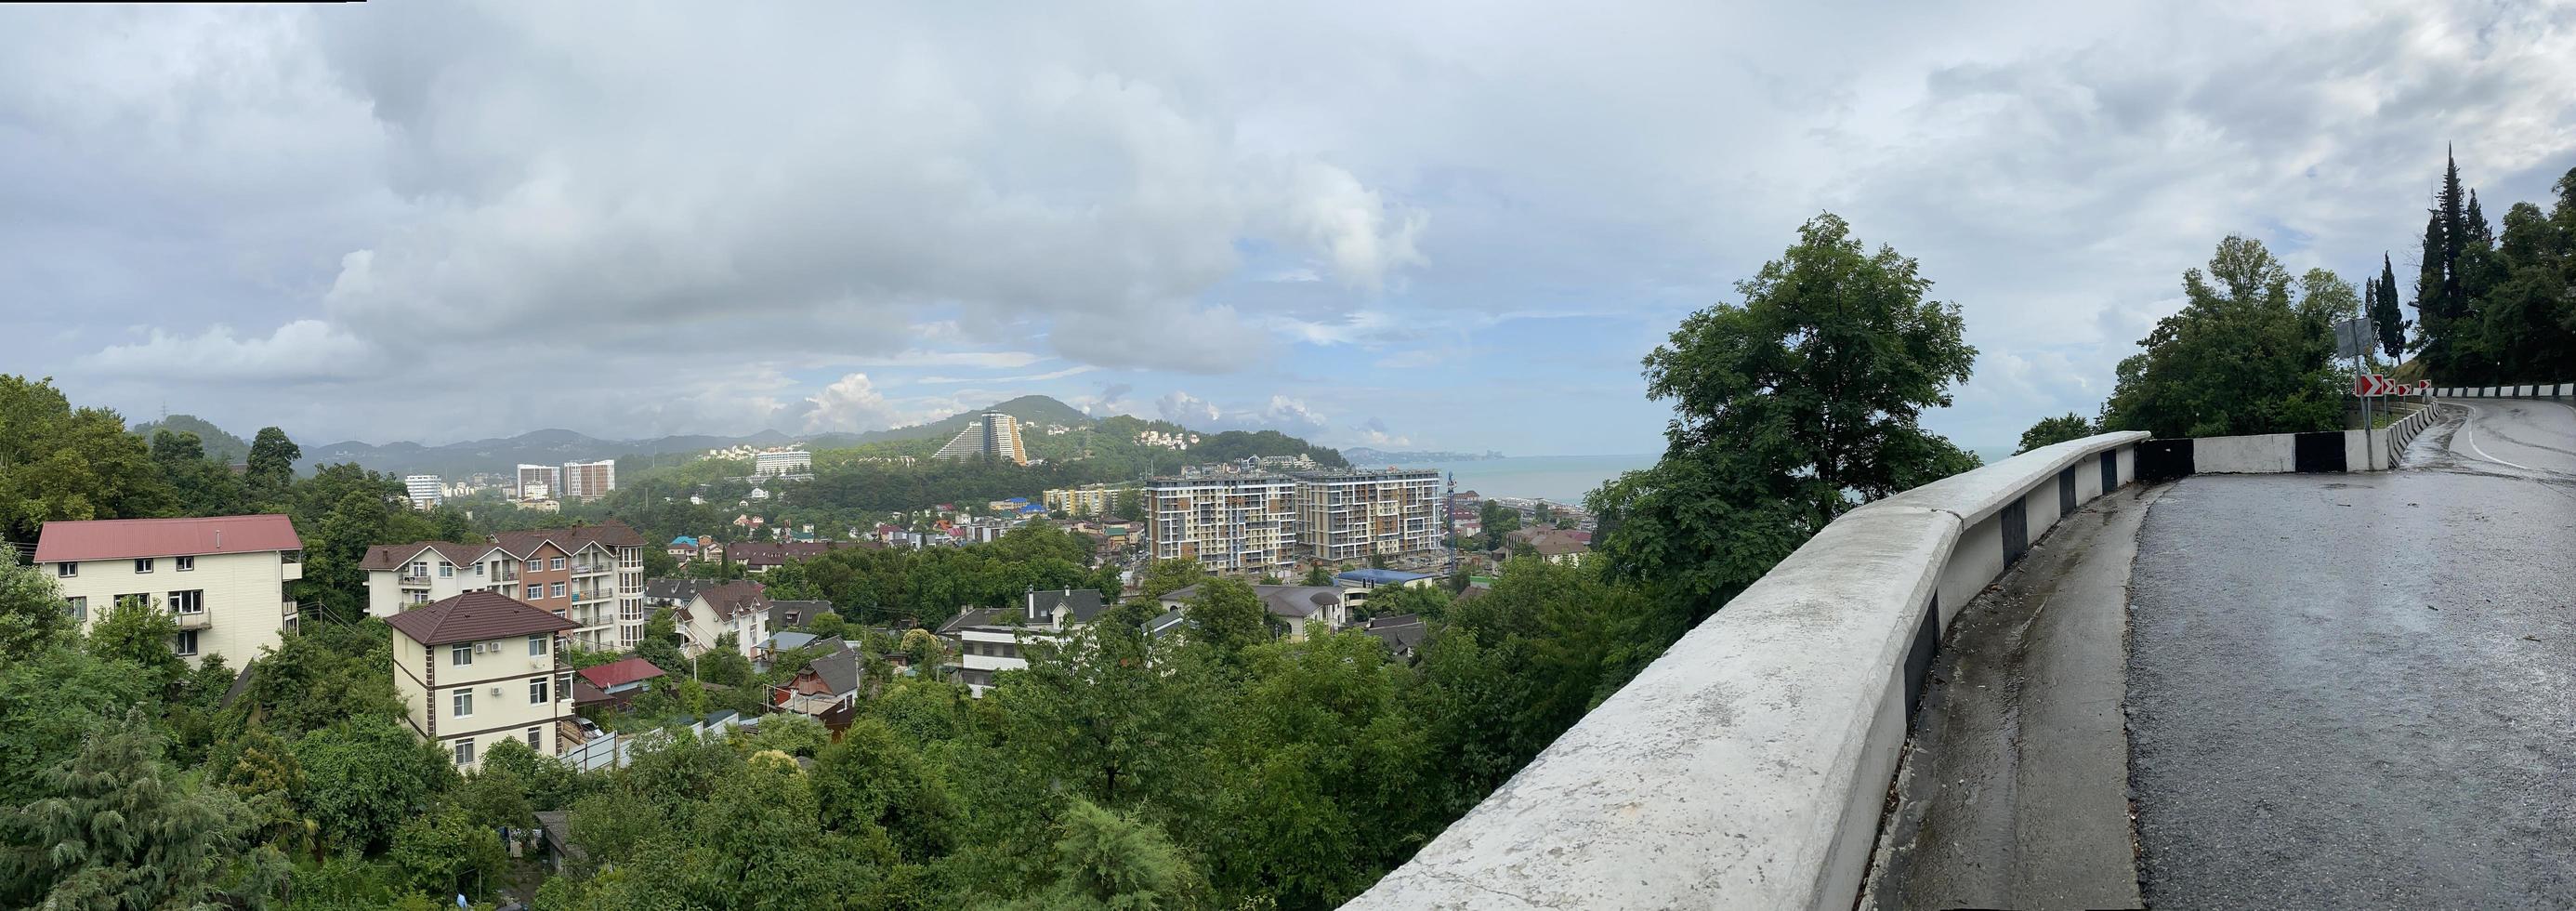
[128, 415, 253, 464]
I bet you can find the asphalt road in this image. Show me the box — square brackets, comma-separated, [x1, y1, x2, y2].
[2126, 404, 2576, 909]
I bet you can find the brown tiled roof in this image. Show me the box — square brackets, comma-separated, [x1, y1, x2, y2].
[492, 521, 647, 559]
[382, 590, 578, 645]
[360, 540, 498, 571]
[695, 580, 771, 621]
[34, 515, 302, 563]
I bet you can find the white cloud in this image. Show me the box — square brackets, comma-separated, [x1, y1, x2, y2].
[802, 373, 899, 433]
[914, 364, 1100, 384]
[1351, 416, 1413, 449]
[85, 320, 372, 382]
[1253, 395, 1329, 429]
[1155, 390, 1223, 426]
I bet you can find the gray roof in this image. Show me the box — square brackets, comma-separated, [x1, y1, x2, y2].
[765, 631, 822, 653]
[1144, 608, 1190, 639]
[1163, 584, 1344, 619]
[769, 599, 834, 629]
[643, 577, 726, 603]
[808, 646, 861, 696]
[1362, 614, 1429, 655]
[1027, 588, 1108, 624]
[938, 606, 1007, 636]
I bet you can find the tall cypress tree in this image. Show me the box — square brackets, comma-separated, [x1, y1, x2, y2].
[2372, 253, 2406, 359]
[2438, 147, 2466, 317]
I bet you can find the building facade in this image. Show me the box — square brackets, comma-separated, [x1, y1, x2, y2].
[937, 589, 1105, 696]
[674, 580, 770, 659]
[1142, 474, 1301, 576]
[35, 515, 304, 668]
[387, 591, 579, 770]
[933, 411, 1030, 465]
[1295, 469, 1443, 562]
[361, 522, 649, 649]
[559, 460, 616, 499]
[516, 464, 561, 500]
[753, 448, 812, 477]
[1043, 483, 1130, 517]
[403, 475, 444, 509]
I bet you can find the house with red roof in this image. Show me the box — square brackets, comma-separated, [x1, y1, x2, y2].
[35, 514, 304, 668]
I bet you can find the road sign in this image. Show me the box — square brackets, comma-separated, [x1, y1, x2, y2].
[2333, 317, 2373, 359]
[2352, 374, 2405, 397]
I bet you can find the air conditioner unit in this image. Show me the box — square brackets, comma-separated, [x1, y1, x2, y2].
[489, 686, 505, 697]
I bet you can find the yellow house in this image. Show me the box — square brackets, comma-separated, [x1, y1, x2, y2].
[387, 590, 578, 770]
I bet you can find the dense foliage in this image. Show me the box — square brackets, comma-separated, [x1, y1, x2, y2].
[2099, 236, 2347, 438]
[2407, 152, 2576, 384]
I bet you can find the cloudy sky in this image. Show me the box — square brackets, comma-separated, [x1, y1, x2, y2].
[6, 3, 2572, 454]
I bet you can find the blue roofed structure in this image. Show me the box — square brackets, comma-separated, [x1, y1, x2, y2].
[1337, 568, 1436, 588]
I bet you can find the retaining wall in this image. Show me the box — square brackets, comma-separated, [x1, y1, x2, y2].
[1341, 431, 2147, 911]
[2433, 383, 2574, 399]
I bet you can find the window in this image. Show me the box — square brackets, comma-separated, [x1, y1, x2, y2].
[65, 597, 85, 622]
[452, 688, 474, 718]
[530, 677, 550, 704]
[528, 634, 549, 656]
[473, 562, 485, 576]
[526, 726, 545, 748]
[168, 589, 204, 614]
[558, 671, 573, 698]
[451, 644, 473, 667]
[56, 561, 76, 578]
[410, 561, 427, 577]
[453, 738, 475, 766]
[135, 558, 153, 574]
[174, 629, 198, 656]
[525, 584, 542, 600]
[409, 591, 430, 604]
[176, 556, 194, 572]
[117, 593, 150, 611]
[438, 561, 453, 578]
[549, 582, 566, 599]
[550, 557, 566, 570]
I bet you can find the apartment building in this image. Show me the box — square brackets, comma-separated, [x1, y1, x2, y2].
[35, 515, 304, 667]
[752, 448, 812, 478]
[1142, 474, 1300, 576]
[1295, 469, 1443, 562]
[361, 521, 649, 649]
[936, 588, 1105, 696]
[559, 460, 616, 499]
[933, 411, 1030, 465]
[673, 580, 769, 659]
[1043, 483, 1130, 517]
[516, 464, 560, 500]
[387, 591, 578, 770]
[403, 475, 444, 509]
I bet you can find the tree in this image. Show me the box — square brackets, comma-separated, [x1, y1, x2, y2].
[1136, 558, 1206, 601]
[2371, 253, 2408, 360]
[293, 719, 459, 852]
[1302, 564, 1334, 588]
[637, 607, 689, 676]
[0, 376, 173, 547]
[246, 426, 302, 498]
[2100, 235, 2344, 438]
[0, 645, 159, 806]
[1003, 798, 1204, 910]
[1, 708, 283, 910]
[700, 632, 753, 685]
[1591, 212, 1978, 619]
[388, 807, 506, 899]
[807, 611, 848, 639]
[0, 545, 72, 662]
[1183, 577, 1269, 659]
[813, 718, 956, 863]
[2017, 413, 2096, 454]
[84, 593, 187, 690]
[1360, 583, 1452, 623]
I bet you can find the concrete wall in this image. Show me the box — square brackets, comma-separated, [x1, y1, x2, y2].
[2436, 383, 2574, 399]
[1343, 431, 2146, 911]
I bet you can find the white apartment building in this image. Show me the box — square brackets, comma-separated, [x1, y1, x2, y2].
[672, 580, 770, 659]
[516, 464, 560, 500]
[937, 588, 1106, 696]
[559, 459, 616, 499]
[361, 522, 649, 649]
[933, 411, 1030, 465]
[387, 591, 579, 770]
[36, 515, 304, 667]
[752, 449, 812, 477]
[1295, 469, 1444, 562]
[1142, 474, 1300, 576]
[403, 475, 444, 509]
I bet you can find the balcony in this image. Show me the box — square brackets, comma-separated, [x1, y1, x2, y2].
[571, 562, 612, 576]
[398, 573, 431, 587]
[174, 610, 211, 629]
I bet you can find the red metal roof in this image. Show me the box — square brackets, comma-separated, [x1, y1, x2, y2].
[578, 656, 667, 690]
[33, 514, 302, 563]
[382, 590, 579, 646]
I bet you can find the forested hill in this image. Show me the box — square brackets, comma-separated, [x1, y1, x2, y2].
[127, 415, 254, 465]
[243, 394, 1337, 478]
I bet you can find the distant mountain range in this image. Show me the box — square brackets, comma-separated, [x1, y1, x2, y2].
[1343, 447, 1505, 465]
[136, 395, 1126, 480]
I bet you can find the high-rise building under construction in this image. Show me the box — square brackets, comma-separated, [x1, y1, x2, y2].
[934, 411, 1030, 465]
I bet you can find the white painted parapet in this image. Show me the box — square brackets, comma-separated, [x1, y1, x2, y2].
[1342, 431, 2147, 911]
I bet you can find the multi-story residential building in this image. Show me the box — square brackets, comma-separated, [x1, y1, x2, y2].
[361, 521, 648, 649]
[1295, 469, 1443, 562]
[36, 515, 303, 667]
[516, 464, 561, 500]
[1043, 483, 1130, 517]
[559, 460, 616, 499]
[386, 590, 578, 769]
[673, 580, 770, 659]
[1142, 474, 1300, 576]
[403, 475, 444, 509]
[937, 588, 1105, 696]
[933, 411, 1029, 465]
[752, 448, 812, 478]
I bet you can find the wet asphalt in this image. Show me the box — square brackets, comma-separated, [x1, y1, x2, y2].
[2126, 405, 2576, 909]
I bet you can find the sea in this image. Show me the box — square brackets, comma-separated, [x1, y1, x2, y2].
[1392, 454, 1658, 505]
[1389, 446, 2019, 505]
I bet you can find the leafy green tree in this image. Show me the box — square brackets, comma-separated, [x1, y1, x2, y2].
[293, 718, 459, 852]
[2101, 235, 2344, 437]
[2016, 413, 2096, 454]
[0, 375, 173, 547]
[1183, 577, 1270, 659]
[388, 807, 506, 898]
[476, 735, 580, 812]
[1136, 558, 1206, 601]
[814, 718, 957, 863]
[205, 726, 313, 856]
[0, 544, 72, 662]
[84, 593, 187, 690]
[1302, 564, 1334, 588]
[993, 615, 1220, 808]
[1, 708, 284, 910]
[2371, 253, 2408, 360]
[807, 611, 848, 638]
[637, 606, 690, 675]
[246, 425, 302, 499]
[700, 632, 753, 685]
[1591, 212, 1978, 620]
[1359, 583, 1451, 623]
[1003, 798, 1205, 911]
[1205, 631, 1425, 906]
[238, 619, 408, 738]
[0, 645, 159, 805]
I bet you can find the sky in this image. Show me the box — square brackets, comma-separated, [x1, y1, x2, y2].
[5, 3, 2573, 456]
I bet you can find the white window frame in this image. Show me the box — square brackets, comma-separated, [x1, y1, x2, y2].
[174, 629, 198, 656]
[168, 589, 204, 614]
[452, 688, 474, 719]
[438, 561, 453, 578]
[530, 677, 549, 704]
[410, 561, 427, 577]
[453, 738, 475, 765]
[65, 596, 85, 622]
[134, 558, 153, 574]
[451, 643, 473, 667]
[525, 584, 542, 600]
[175, 556, 194, 572]
[549, 582, 565, 599]
[525, 726, 545, 748]
[57, 561, 76, 578]
[550, 557, 566, 570]
[528, 634, 549, 656]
